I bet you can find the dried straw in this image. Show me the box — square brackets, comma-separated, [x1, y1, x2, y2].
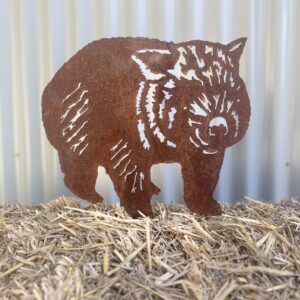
[0, 197, 299, 299]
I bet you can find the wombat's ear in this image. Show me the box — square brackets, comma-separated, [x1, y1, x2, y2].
[226, 38, 247, 63]
[131, 49, 174, 80]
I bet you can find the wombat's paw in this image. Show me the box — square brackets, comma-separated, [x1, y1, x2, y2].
[88, 193, 104, 204]
[130, 211, 157, 219]
[125, 206, 156, 219]
[187, 199, 222, 216]
[206, 199, 222, 216]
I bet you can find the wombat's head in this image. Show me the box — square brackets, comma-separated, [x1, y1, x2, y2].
[183, 38, 250, 154]
[132, 38, 250, 155]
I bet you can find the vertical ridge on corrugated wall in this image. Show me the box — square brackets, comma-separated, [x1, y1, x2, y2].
[0, 0, 16, 203]
[38, 0, 57, 204]
[246, 0, 262, 200]
[0, 0, 299, 205]
[10, 0, 31, 203]
[272, 0, 293, 201]
[22, 0, 44, 203]
[290, 0, 300, 199]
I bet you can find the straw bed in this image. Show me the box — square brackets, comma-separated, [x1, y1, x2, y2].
[0, 197, 300, 299]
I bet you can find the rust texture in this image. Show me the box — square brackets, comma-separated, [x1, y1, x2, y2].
[42, 37, 250, 217]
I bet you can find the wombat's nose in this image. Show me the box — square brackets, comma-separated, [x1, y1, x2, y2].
[209, 117, 228, 136]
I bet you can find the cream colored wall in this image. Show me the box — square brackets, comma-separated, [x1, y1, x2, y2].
[0, 0, 299, 205]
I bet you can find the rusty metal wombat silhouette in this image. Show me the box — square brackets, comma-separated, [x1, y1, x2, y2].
[42, 37, 250, 217]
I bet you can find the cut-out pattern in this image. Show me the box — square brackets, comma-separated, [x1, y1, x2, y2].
[42, 37, 250, 217]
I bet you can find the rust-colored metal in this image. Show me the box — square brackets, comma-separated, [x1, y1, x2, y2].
[42, 37, 250, 217]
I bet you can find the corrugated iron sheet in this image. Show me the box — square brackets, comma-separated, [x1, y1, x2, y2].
[0, 0, 299, 205]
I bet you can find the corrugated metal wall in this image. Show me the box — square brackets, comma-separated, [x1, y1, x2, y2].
[0, 0, 299, 205]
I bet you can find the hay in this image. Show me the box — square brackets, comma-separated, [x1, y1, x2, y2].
[0, 197, 300, 300]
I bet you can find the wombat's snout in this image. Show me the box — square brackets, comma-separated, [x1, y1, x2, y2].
[209, 117, 228, 137]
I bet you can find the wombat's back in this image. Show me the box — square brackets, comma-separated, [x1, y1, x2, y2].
[42, 37, 176, 149]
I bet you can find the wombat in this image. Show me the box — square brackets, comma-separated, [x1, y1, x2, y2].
[42, 37, 250, 217]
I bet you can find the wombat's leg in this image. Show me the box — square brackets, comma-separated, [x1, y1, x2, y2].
[59, 153, 103, 204]
[181, 153, 224, 216]
[123, 169, 157, 218]
[109, 165, 157, 218]
[108, 139, 159, 217]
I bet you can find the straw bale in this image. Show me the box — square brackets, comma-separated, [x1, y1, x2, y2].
[0, 197, 299, 299]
